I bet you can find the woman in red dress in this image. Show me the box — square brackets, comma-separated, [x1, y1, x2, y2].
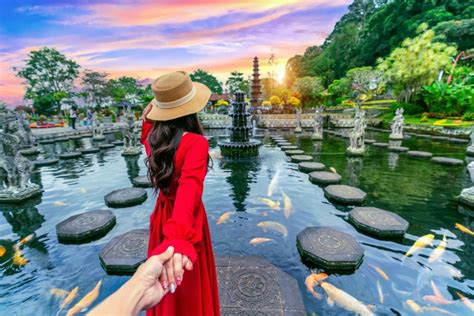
[141, 71, 220, 315]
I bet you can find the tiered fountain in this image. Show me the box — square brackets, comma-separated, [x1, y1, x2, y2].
[219, 92, 261, 158]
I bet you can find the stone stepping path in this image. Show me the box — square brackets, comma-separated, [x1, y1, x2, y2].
[431, 157, 464, 166]
[290, 155, 312, 163]
[55, 137, 70, 142]
[104, 187, 148, 208]
[69, 135, 83, 140]
[33, 158, 59, 167]
[364, 139, 376, 144]
[80, 147, 100, 154]
[285, 149, 304, 156]
[19, 147, 40, 155]
[388, 146, 409, 152]
[407, 151, 432, 158]
[56, 209, 116, 243]
[372, 143, 389, 147]
[112, 140, 124, 146]
[216, 256, 305, 315]
[132, 175, 152, 188]
[324, 185, 367, 205]
[449, 138, 469, 144]
[309, 171, 341, 185]
[349, 207, 409, 238]
[59, 152, 82, 160]
[297, 227, 364, 270]
[277, 142, 292, 147]
[92, 136, 106, 141]
[298, 162, 325, 172]
[38, 139, 55, 145]
[99, 143, 115, 149]
[99, 229, 149, 275]
[281, 145, 298, 150]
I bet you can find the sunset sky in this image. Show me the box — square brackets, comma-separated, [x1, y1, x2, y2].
[0, 0, 351, 105]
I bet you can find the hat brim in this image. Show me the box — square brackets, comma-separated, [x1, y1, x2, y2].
[146, 82, 211, 121]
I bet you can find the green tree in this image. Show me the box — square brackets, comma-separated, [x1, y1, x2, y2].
[285, 55, 302, 88]
[378, 24, 457, 102]
[292, 76, 324, 107]
[226, 71, 248, 94]
[190, 69, 223, 94]
[15, 47, 80, 114]
[106, 76, 142, 105]
[81, 70, 109, 109]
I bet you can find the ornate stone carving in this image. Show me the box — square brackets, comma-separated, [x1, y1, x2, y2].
[311, 106, 324, 140]
[294, 108, 302, 133]
[121, 111, 141, 156]
[346, 106, 367, 156]
[389, 108, 404, 140]
[92, 114, 105, 141]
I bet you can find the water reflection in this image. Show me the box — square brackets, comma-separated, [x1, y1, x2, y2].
[124, 155, 141, 182]
[1, 197, 45, 237]
[346, 157, 363, 186]
[219, 159, 260, 212]
[388, 152, 399, 170]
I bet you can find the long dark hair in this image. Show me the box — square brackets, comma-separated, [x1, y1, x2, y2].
[145, 113, 210, 194]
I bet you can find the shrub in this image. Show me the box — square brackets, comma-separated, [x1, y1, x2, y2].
[463, 112, 473, 121]
[390, 102, 424, 115]
[420, 114, 429, 122]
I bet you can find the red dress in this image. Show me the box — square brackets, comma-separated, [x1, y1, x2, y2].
[141, 121, 220, 316]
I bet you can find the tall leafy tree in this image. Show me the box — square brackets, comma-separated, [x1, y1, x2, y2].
[226, 71, 248, 94]
[81, 70, 109, 109]
[292, 76, 324, 107]
[15, 47, 80, 114]
[378, 24, 457, 102]
[106, 76, 143, 105]
[190, 69, 223, 94]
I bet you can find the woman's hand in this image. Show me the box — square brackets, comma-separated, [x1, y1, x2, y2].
[159, 253, 193, 293]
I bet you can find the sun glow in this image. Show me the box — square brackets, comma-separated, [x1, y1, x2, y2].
[276, 67, 285, 84]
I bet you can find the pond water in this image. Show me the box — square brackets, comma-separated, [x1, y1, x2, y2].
[0, 130, 473, 315]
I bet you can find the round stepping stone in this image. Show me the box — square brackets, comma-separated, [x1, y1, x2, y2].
[297, 227, 364, 270]
[432, 157, 464, 166]
[309, 171, 341, 185]
[59, 152, 82, 160]
[449, 138, 469, 144]
[92, 136, 106, 141]
[277, 142, 292, 147]
[39, 139, 55, 144]
[349, 207, 409, 238]
[373, 142, 389, 147]
[99, 229, 149, 275]
[104, 188, 147, 208]
[112, 140, 124, 146]
[19, 147, 40, 155]
[55, 137, 70, 142]
[99, 143, 115, 149]
[388, 146, 409, 152]
[466, 147, 474, 157]
[132, 175, 152, 188]
[290, 155, 312, 162]
[407, 151, 432, 158]
[281, 145, 298, 150]
[432, 136, 449, 141]
[33, 158, 59, 167]
[69, 135, 82, 140]
[364, 139, 376, 144]
[215, 256, 306, 314]
[80, 147, 100, 154]
[324, 185, 367, 205]
[459, 187, 474, 208]
[285, 149, 304, 156]
[298, 162, 325, 172]
[56, 209, 116, 243]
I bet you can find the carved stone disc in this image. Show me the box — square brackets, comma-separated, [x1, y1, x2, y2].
[349, 207, 409, 238]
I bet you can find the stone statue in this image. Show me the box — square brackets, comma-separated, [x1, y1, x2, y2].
[294, 108, 302, 133]
[92, 114, 105, 141]
[121, 111, 141, 156]
[0, 107, 41, 203]
[467, 125, 474, 156]
[16, 111, 40, 155]
[311, 106, 324, 140]
[389, 108, 404, 140]
[346, 107, 366, 156]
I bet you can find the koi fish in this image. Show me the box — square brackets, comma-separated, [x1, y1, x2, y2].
[216, 212, 233, 225]
[329, 167, 337, 174]
[423, 295, 453, 305]
[320, 282, 374, 316]
[376, 280, 384, 304]
[249, 238, 273, 245]
[455, 223, 474, 236]
[60, 287, 78, 310]
[257, 198, 280, 210]
[66, 280, 102, 316]
[407, 300, 455, 315]
[53, 201, 67, 206]
[18, 234, 34, 247]
[404, 234, 434, 257]
[445, 265, 463, 279]
[431, 281, 444, 299]
[50, 288, 70, 297]
[305, 273, 328, 300]
[456, 292, 474, 312]
[368, 264, 389, 281]
[12, 249, 28, 266]
[423, 307, 456, 315]
[257, 221, 288, 237]
[0, 245, 6, 257]
[406, 299, 423, 313]
[267, 170, 280, 197]
[281, 191, 293, 219]
[429, 234, 447, 263]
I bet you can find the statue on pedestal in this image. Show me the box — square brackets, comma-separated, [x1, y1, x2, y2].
[311, 106, 324, 140]
[389, 108, 404, 140]
[346, 107, 366, 156]
[16, 111, 40, 155]
[92, 113, 105, 141]
[121, 111, 141, 156]
[294, 108, 302, 133]
[0, 107, 41, 203]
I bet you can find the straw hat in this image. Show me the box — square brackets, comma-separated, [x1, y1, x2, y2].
[146, 71, 211, 121]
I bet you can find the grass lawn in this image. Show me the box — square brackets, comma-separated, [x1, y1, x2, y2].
[381, 112, 473, 127]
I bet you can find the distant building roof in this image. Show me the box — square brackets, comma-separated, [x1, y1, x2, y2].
[209, 93, 230, 102]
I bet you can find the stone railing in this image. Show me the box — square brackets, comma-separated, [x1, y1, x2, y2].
[199, 114, 231, 129]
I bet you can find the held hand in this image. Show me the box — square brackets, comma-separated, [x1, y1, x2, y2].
[131, 246, 175, 312]
[159, 253, 193, 293]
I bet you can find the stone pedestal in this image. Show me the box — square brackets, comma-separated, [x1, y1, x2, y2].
[121, 147, 142, 156]
[459, 187, 474, 208]
[389, 133, 404, 140]
[346, 146, 366, 156]
[467, 146, 474, 157]
[0, 185, 42, 204]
